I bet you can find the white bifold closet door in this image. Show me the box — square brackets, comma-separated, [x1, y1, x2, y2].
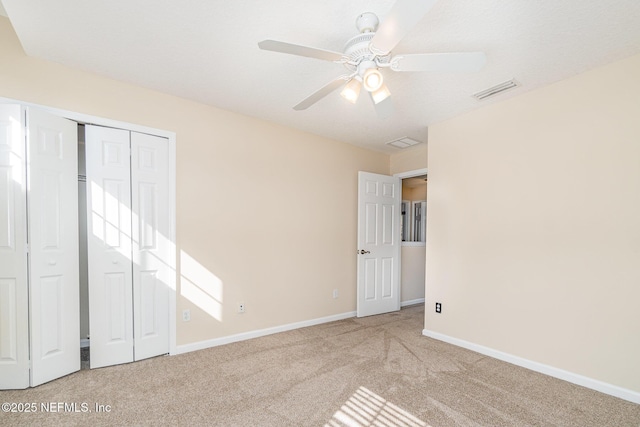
[86, 125, 169, 369]
[0, 104, 29, 389]
[27, 108, 80, 385]
[86, 126, 133, 368]
[0, 105, 79, 389]
[130, 132, 171, 361]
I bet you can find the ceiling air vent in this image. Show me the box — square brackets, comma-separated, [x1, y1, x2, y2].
[473, 79, 519, 101]
[386, 137, 422, 149]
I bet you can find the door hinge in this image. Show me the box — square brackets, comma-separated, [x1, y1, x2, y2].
[25, 244, 29, 254]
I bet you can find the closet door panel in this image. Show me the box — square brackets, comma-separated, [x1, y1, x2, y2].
[131, 132, 170, 361]
[0, 105, 29, 389]
[27, 107, 80, 386]
[85, 125, 134, 368]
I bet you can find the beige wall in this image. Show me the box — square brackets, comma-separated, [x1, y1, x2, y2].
[390, 143, 427, 175]
[426, 53, 640, 393]
[0, 18, 389, 346]
[400, 246, 426, 302]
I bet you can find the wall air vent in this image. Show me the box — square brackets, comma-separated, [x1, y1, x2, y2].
[473, 79, 519, 101]
[386, 137, 422, 149]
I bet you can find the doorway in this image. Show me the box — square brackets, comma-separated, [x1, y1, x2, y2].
[396, 168, 427, 307]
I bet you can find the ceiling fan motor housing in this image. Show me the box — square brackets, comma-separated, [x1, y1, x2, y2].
[343, 32, 391, 73]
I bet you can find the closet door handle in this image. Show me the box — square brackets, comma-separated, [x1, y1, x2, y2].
[112, 259, 118, 264]
[48, 259, 57, 265]
[357, 249, 370, 254]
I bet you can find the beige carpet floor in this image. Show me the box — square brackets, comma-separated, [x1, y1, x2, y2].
[1, 305, 638, 426]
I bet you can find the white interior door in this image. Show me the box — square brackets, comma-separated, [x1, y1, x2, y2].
[85, 125, 134, 369]
[0, 105, 29, 389]
[357, 171, 401, 317]
[27, 107, 80, 386]
[131, 132, 170, 361]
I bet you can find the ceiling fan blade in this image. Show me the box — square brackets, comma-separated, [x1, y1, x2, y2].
[369, 0, 438, 55]
[258, 40, 346, 62]
[391, 52, 487, 72]
[370, 93, 394, 119]
[293, 76, 349, 110]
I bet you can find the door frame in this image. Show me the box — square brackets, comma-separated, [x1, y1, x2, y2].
[394, 167, 428, 307]
[1, 96, 178, 356]
[394, 168, 428, 180]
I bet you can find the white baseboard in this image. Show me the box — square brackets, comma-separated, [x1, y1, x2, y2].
[401, 298, 425, 307]
[174, 311, 357, 355]
[422, 329, 640, 404]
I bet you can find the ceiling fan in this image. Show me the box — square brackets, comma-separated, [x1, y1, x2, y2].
[258, 0, 486, 117]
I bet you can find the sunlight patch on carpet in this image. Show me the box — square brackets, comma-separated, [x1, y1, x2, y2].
[325, 386, 429, 427]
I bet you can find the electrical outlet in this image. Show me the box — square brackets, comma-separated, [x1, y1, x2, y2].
[332, 289, 339, 299]
[238, 303, 245, 314]
[182, 309, 191, 321]
[435, 302, 442, 313]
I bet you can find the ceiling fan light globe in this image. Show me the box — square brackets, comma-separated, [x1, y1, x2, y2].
[371, 84, 391, 104]
[340, 79, 361, 104]
[362, 68, 383, 92]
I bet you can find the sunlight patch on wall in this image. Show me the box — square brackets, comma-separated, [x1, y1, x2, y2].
[180, 250, 223, 322]
[325, 386, 428, 427]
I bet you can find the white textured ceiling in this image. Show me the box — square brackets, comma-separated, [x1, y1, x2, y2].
[2, 0, 640, 153]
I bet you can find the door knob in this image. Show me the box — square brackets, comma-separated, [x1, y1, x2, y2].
[48, 260, 57, 265]
[358, 249, 371, 254]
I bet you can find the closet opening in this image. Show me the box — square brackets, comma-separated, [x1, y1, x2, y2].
[78, 124, 91, 369]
